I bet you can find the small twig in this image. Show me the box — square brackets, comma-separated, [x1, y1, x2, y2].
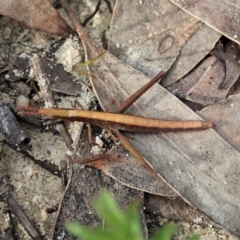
[103, 0, 113, 13]
[30, 54, 73, 150]
[60, 0, 86, 40]
[101, 29, 108, 50]
[82, 0, 102, 27]
[7, 210, 18, 240]
[70, 152, 110, 164]
[2, 191, 43, 240]
[117, 70, 165, 114]
[61, 160, 68, 188]
[115, 130, 157, 175]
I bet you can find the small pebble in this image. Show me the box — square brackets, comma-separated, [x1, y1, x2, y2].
[17, 95, 29, 107]
[95, 136, 103, 147]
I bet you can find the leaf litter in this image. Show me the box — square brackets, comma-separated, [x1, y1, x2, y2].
[0, 0, 74, 38]
[0, 1, 238, 239]
[60, 0, 240, 238]
[167, 42, 240, 105]
[170, 0, 240, 45]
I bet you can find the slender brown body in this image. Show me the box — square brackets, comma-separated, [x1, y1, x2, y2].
[19, 70, 213, 175]
[39, 108, 213, 132]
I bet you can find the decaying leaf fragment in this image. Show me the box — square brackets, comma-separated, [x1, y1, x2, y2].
[167, 42, 240, 105]
[170, 0, 240, 45]
[2, 57, 83, 96]
[144, 194, 213, 226]
[71, 146, 177, 197]
[199, 94, 240, 153]
[0, 0, 74, 38]
[0, 103, 30, 149]
[161, 24, 221, 87]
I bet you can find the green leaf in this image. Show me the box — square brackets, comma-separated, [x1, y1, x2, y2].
[150, 222, 180, 240]
[186, 234, 201, 240]
[124, 200, 144, 240]
[92, 190, 126, 229]
[66, 190, 202, 240]
[73, 51, 106, 68]
[66, 222, 115, 240]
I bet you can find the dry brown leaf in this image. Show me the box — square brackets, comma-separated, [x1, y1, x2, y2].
[108, 0, 201, 78]
[170, 0, 240, 45]
[77, 147, 177, 197]
[231, 77, 240, 95]
[75, 23, 240, 239]
[3, 57, 82, 96]
[0, 0, 74, 38]
[161, 24, 221, 87]
[61, 0, 240, 236]
[145, 194, 213, 226]
[167, 42, 240, 105]
[199, 94, 240, 153]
